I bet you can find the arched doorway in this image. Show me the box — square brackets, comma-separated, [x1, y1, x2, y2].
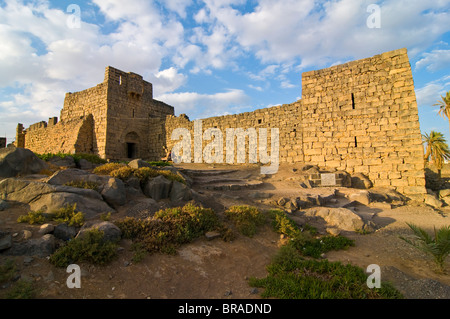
[125, 131, 140, 159]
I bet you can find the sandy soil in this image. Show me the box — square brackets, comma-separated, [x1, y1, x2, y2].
[0, 163, 449, 299]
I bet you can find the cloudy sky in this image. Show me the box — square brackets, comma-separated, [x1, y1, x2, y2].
[0, 0, 449, 144]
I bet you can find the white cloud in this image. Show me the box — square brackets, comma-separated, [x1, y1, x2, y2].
[415, 50, 450, 72]
[280, 81, 296, 89]
[197, 0, 450, 69]
[160, 0, 193, 19]
[151, 67, 187, 95]
[416, 76, 450, 108]
[156, 89, 249, 119]
[248, 84, 263, 91]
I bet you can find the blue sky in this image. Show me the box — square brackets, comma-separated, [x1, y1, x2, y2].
[0, 0, 449, 145]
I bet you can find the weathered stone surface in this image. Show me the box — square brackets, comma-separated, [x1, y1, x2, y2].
[304, 207, 365, 232]
[0, 199, 9, 211]
[5, 234, 56, 257]
[77, 221, 121, 243]
[78, 158, 93, 170]
[48, 156, 76, 168]
[0, 231, 12, 251]
[351, 173, 373, 189]
[349, 190, 371, 206]
[0, 147, 48, 178]
[38, 223, 55, 235]
[439, 189, 450, 199]
[0, 178, 114, 218]
[125, 198, 159, 219]
[53, 223, 78, 241]
[424, 194, 443, 209]
[143, 175, 172, 201]
[101, 177, 126, 207]
[127, 159, 151, 169]
[170, 181, 192, 202]
[29, 192, 114, 219]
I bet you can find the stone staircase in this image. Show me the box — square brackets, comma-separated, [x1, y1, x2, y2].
[182, 169, 264, 191]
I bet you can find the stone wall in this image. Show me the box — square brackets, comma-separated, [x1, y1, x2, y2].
[61, 81, 108, 157]
[103, 67, 174, 160]
[20, 115, 93, 155]
[300, 48, 425, 195]
[164, 48, 426, 195]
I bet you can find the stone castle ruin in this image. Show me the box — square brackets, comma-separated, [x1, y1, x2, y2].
[15, 48, 426, 196]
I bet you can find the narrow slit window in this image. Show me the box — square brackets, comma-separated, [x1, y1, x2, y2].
[132, 109, 135, 118]
[119, 75, 122, 85]
[354, 136, 358, 147]
[351, 93, 355, 109]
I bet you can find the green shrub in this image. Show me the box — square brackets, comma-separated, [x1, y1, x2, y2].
[225, 205, 266, 237]
[49, 229, 118, 267]
[17, 210, 46, 225]
[249, 245, 402, 299]
[35, 152, 106, 165]
[64, 180, 99, 191]
[93, 163, 126, 175]
[100, 212, 112, 221]
[110, 166, 134, 180]
[146, 161, 172, 167]
[72, 153, 107, 164]
[0, 259, 16, 284]
[267, 209, 354, 258]
[5, 280, 36, 299]
[115, 203, 221, 254]
[17, 204, 85, 227]
[47, 204, 85, 227]
[132, 167, 185, 184]
[291, 235, 355, 258]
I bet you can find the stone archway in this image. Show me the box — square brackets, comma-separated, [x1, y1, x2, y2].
[125, 131, 140, 159]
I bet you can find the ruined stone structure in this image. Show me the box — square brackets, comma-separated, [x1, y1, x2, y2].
[16, 48, 426, 195]
[16, 67, 174, 160]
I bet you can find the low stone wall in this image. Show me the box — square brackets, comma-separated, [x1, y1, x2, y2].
[22, 115, 93, 155]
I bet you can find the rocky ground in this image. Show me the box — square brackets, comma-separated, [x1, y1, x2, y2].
[0, 148, 449, 299]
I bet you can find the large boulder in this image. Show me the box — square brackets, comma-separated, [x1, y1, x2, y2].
[304, 207, 365, 232]
[143, 175, 172, 200]
[53, 223, 78, 241]
[5, 234, 56, 257]
[76, 221, 121, 243]
[351, 173, 373, 189]
[48, 156, 76, 168]
[46, 169, 126, 208]
[127, 159, 152, 169]
[100, 177, 126, 207]
[424, 194, 443, 209]
[170, 181, 192, 202]
[29, 191, 114, 219]
[0, 178, 115, 219]
[348, 190, 371, 206]
[45, 168, 92, 185]
[0, 147, 48, 178]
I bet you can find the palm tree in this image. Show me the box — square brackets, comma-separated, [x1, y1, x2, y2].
[400, 223, 450, 273]
[422, 131, 450, 176]
[434, 90, 450, 135]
